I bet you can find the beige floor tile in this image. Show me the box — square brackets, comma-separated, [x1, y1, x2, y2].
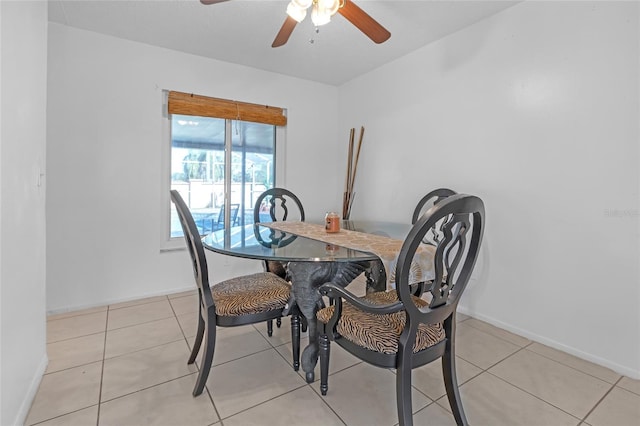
[207, 348, 306, 419]
[185, 324, 275, 369]
[106, 300, 174, 330]
[527, 342, 621, 384]
[47, 311, 107, 343]
[25, 362, 102, 425]
[101, 340, 197, 401]
[413, 402, 458, 426]
[316, 362, 430, 426]
[454, 322, 521, 369]
[437, 372, 580, 426]
[411, 357, 482, 401]
[254, 315, 307, 347]
[105, 316, 184, 359]
[223, 385, 344, 426]
[177, 312, 198, 338]
[463, 318, 531, 347]
[109, 295, 169, 310]
[585, 386, 640, 426]
[30, 405, 98, 426]
[207, 324, 273, 366]
[46, 333, 105, 373]
[489, 349, 611, 418]
[169, 293, 198, 316]
[618, 376, 640, 396]
[275, 336, 362, 382]
[99, 374, 219, 426]
[47, 305, 107, 321]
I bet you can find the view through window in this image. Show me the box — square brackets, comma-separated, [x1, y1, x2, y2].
[170, 114, 276, 237]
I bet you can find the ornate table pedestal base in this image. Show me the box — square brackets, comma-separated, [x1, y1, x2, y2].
[287, 259, 386, 382]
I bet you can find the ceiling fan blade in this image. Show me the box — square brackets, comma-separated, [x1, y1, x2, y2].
[338, 0, 391, 44]
[200, 0, 230, 4]
[272, 16, 298, 48]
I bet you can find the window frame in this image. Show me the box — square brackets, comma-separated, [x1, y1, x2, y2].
[159, 91, 288, 252]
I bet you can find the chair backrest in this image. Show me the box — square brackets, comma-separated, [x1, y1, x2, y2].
[216, 203, 240, 227]
[253, 188, 305, 223]
[170, 190, 214, 309]
[397, 194, 484, 322]
[411, 188, 457, 225]
[412, 188, 458, 247]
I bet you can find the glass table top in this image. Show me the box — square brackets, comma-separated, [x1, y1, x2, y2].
[202, 220, 413, 263]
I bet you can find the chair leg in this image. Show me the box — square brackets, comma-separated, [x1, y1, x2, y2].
[193, 313, 216, 397]
[319, 332, 330, 395]
[291, 315, 301, 371]
[267, 319, 273, 337]
[396, 331, 416, 426]
[188, 313, 205, 364]
[277, 317, 282, 328]
[442, 317, 468, 426]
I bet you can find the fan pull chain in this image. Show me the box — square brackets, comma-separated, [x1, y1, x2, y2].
[309, 27, 320, 45]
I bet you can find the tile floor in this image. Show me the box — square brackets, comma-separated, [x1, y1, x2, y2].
[28, 281, 640, 426]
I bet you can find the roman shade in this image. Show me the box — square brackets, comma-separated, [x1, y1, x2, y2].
[167, 91, 287, 126]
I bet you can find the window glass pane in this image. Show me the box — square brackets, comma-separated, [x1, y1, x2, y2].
[170, 115, 275, 238]
[231, 120, 275, 228]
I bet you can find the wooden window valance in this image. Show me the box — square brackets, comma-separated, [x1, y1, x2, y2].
[167, 91, 287, 126]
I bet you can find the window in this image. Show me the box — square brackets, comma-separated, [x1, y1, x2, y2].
[164, 91, 287, 241]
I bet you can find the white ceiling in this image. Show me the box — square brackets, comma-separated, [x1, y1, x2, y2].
[48, 0, 520, 86]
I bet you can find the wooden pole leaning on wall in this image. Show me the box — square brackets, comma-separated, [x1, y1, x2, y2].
[342, 126, 364, 220]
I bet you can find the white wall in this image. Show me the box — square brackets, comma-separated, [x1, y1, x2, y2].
[47, 23, 340, 312]
[0, 1, 48, 424]
[339, 1, 639, 378]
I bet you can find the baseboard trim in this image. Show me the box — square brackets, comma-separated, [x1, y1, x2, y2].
[46, 284, 195, 316]
[457, 306, 640, 380]
[12, 353, 48, 426]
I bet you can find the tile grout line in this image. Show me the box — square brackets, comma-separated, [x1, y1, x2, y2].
[579, 375, 623, 424]
[96, 303, 111, 426]
[306, 380, 349, 426]
[216, 382, 311, 424]
[462, 319, 624, 386]
[484, 369, 586, 423]
[169, 294, 225, 423]
[523, 346, 622, 385]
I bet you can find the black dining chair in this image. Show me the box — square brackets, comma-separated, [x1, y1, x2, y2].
[317, 194, 485, 426]
[170, 190, 301, 396]
[412, 188, 457, 225]
[254, 188, 306, 335]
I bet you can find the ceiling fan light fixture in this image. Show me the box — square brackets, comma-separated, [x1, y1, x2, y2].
[310, 0, 341, 27]
[286, 1, 307, 23]
[310, 3, 330, 26]
[292, 0, 313, 9]
[321, 0, 341, 16]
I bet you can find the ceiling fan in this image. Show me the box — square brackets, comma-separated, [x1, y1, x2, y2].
[200, 0, 391, 48]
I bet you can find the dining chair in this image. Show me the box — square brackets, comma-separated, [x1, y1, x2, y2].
[409, 188, 458, 295]
[412, 187, 457, 225]
[170, 190, 301, 396]
[253, 187, 306, 335]
[200, 203, 240, 234]
[317, 194, 485, 426]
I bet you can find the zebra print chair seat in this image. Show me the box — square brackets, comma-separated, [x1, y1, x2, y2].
[318, 194, 485, 426]
[317, 291, 444, 354]
[212, 272, 290, 317]
[170, 190, 301, 397]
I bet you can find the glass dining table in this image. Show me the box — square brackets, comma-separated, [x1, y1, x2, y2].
[202, 220, 414, 382]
